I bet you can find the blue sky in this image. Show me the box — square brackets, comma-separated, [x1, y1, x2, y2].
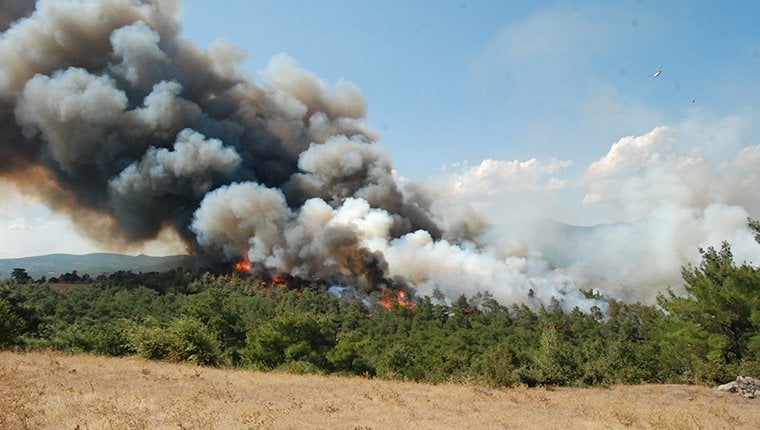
[178, 0, 760, 179]
[2, 0, 760, 272]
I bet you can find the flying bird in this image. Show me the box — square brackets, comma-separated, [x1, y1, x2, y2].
[650, 67, 662, 78]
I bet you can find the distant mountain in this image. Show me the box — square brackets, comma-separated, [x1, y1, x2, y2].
[0, 253, 203, 279]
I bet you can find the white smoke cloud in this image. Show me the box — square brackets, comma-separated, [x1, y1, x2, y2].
[269, 197, 395, 281]
[0, 0, 171, 97]
[367, 230, 591, 310]
[432, 124, 760, 303]
[15, 68, 129, 172]
[130, 80, 202, 139]
[110, 20, 169, 91]
[261, 53, 368, 121]
[110, 129, 241, 197]
[191, 182, 291, 261]
[289, 135, 398, 208]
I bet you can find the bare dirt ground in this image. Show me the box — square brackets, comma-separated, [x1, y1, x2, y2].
[1, 350, 756, 429]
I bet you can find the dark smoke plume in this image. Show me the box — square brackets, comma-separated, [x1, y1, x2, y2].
[0, 0, 487, 294]
[3, 1, 626, 311]
[0, 0, 34, 31]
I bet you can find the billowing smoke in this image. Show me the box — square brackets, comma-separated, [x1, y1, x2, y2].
[0, 1, 496, 302]
[431, 125, 760, 304]
[5, 1, 755, 309]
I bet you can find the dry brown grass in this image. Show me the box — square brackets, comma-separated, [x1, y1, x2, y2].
[1, 350, 756, 429]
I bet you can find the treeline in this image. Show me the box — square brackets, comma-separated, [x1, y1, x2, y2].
[1, 225, 759, 387]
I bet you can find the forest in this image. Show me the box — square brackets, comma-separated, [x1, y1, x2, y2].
[1, 220, 759, 387]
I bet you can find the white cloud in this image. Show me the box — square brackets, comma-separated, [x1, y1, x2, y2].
[8, 217, 31, 231]
[0, 204, 102, 258]
[442, 158, 571, 196]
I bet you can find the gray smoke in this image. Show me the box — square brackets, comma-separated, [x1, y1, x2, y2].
[1, 0, 514, 301]
[0, 0, 33, 31]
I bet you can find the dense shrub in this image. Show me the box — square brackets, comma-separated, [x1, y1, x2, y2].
[0, 298, 23, 347]
[129, 317, 221, 365]
[241, 312, 336, 370]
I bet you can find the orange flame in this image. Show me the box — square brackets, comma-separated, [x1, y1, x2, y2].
[260, 275, 303, 297]
[270, 276, 287, 286]
[234, 255, 252, 272]
[377, 288, 415, 310]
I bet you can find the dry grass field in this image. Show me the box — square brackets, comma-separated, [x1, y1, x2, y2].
[1, 350, 757, 429]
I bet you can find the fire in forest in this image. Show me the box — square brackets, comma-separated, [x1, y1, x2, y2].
[376, 288, 416, 310]
[233, 256, 252, 273]
[0, 0, 630, 310]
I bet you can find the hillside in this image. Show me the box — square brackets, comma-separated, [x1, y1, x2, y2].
[0, 253, 201, 279]
[0, 350, 756, 430]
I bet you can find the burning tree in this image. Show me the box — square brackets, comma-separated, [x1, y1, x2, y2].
[0, 0, 614, 310]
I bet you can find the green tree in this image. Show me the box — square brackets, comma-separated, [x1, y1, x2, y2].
[376, 342, 424, 381]
[128, 318, 172, 360]
[528, 308, 583, 386]
[242, 312, 336, 371]
[658, 219, 760, 382]
[601, 301, 664, 384]
[164, 316, 222, 365]
[0, 298, 24, 347]
[129, 316, 221, 365]
[10, 268, 32, 284]
[326, 333, 373, 375]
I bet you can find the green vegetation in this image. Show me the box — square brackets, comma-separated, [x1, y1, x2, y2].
[1, 221, 759, 387]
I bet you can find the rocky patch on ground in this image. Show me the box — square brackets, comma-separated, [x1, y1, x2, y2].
[717, 376, 760, 399]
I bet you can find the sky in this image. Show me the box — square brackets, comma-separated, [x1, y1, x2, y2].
[1, 0, 760, 294]
[177, 0, 760, 176]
